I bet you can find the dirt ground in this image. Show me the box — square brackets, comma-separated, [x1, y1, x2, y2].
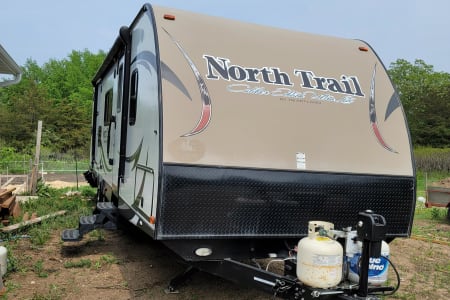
[2, 177, 450, 299]
[390, 221, 450, 299]
[5, 225, 449, 300]
[6, 226, 270, 300]
[429, 177, 450, 188]
[43, 173, 90, 189]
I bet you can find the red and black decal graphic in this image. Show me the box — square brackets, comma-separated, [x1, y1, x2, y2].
[163, 28, 212, 137]
[369, 64, 397, 153]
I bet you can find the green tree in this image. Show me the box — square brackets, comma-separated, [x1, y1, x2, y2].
[389, 59, 450, 147]
[52, 99, 91, 155]
[0, 50, 106, 156]
[0, 77, 51, 152]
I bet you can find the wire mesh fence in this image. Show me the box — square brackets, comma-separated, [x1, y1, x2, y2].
[1, 160, 89, 174]
[0, 160, 89, 180]
[0, 159, 90, 191]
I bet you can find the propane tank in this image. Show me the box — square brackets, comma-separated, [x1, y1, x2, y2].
[346, 231, 390, 285]
[297, 221, 343, 288]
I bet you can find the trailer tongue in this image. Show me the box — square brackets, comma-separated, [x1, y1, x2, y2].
[165, 210, 400, 300]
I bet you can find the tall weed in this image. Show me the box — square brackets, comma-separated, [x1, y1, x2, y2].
[414, 147, 450, 173]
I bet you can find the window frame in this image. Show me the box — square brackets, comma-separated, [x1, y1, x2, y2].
[129, 69, 138, 126]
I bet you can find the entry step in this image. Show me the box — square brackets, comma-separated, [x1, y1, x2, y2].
[61, 229, 81, 242]
[80, 215, 97, 226]
[97, 201, 115, 212]
[61, 201, 118, 242]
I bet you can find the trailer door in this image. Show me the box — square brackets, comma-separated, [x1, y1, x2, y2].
[93, 68, 115, 187]
[111, 59, 125, 192]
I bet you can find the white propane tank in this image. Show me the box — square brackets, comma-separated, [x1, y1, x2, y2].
[297, 221, 343, 288]
[346, 230, 390, 285]
[0, 246, 7, 276]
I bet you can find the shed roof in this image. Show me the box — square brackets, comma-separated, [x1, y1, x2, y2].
[0, 44, 22, 87]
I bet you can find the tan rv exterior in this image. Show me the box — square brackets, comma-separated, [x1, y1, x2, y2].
[155, 6, 412, 176]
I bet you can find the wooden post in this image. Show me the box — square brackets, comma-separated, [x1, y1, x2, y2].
[30, 120, 42, 195]
[75, 153, 79, 190]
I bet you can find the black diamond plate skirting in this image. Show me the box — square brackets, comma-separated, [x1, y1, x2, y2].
[157, 164, 415, 239]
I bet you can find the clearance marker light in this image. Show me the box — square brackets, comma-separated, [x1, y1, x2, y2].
[164, 14, 176, 21]
[195, 247, 213, 257]
[149, 216, 156, 224]
[359, 46, 369, 52]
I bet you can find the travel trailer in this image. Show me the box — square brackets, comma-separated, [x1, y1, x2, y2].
[63, 4, 415, 299]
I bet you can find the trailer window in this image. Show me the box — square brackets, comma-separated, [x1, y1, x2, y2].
[117, 64, 123, 113]
[129, 69, 138, 126]
[104, 89, 113, 126]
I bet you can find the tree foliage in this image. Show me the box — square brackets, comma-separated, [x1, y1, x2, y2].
[388, 59, 450, 147]
[0, 49, 105, 157]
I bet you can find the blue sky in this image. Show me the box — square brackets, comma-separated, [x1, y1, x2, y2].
[1, 0, 450, 72]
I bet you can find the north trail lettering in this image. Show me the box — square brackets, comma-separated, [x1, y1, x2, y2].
[203, 55, 365, 97]
[203, 55, 293, 86]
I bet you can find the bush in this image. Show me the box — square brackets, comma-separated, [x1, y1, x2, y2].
[0, 147, 32, 173]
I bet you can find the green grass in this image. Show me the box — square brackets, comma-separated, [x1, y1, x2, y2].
[64, 254, 120, 270]
[63, 258, 92, 269]
[414, 200, 448, 221]
[33, 259, 48, 278]
[29, 283, 65, 300]
[0, 183, 110, 299]
[18, 183, 95, 230]
[99, 253, 119, 265]
[1, 184, 96, 274]
[411, 216, 450, 241]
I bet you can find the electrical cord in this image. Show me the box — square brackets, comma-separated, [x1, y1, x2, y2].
[370, 255, 401, 296]
[265, 256, 296, 272]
